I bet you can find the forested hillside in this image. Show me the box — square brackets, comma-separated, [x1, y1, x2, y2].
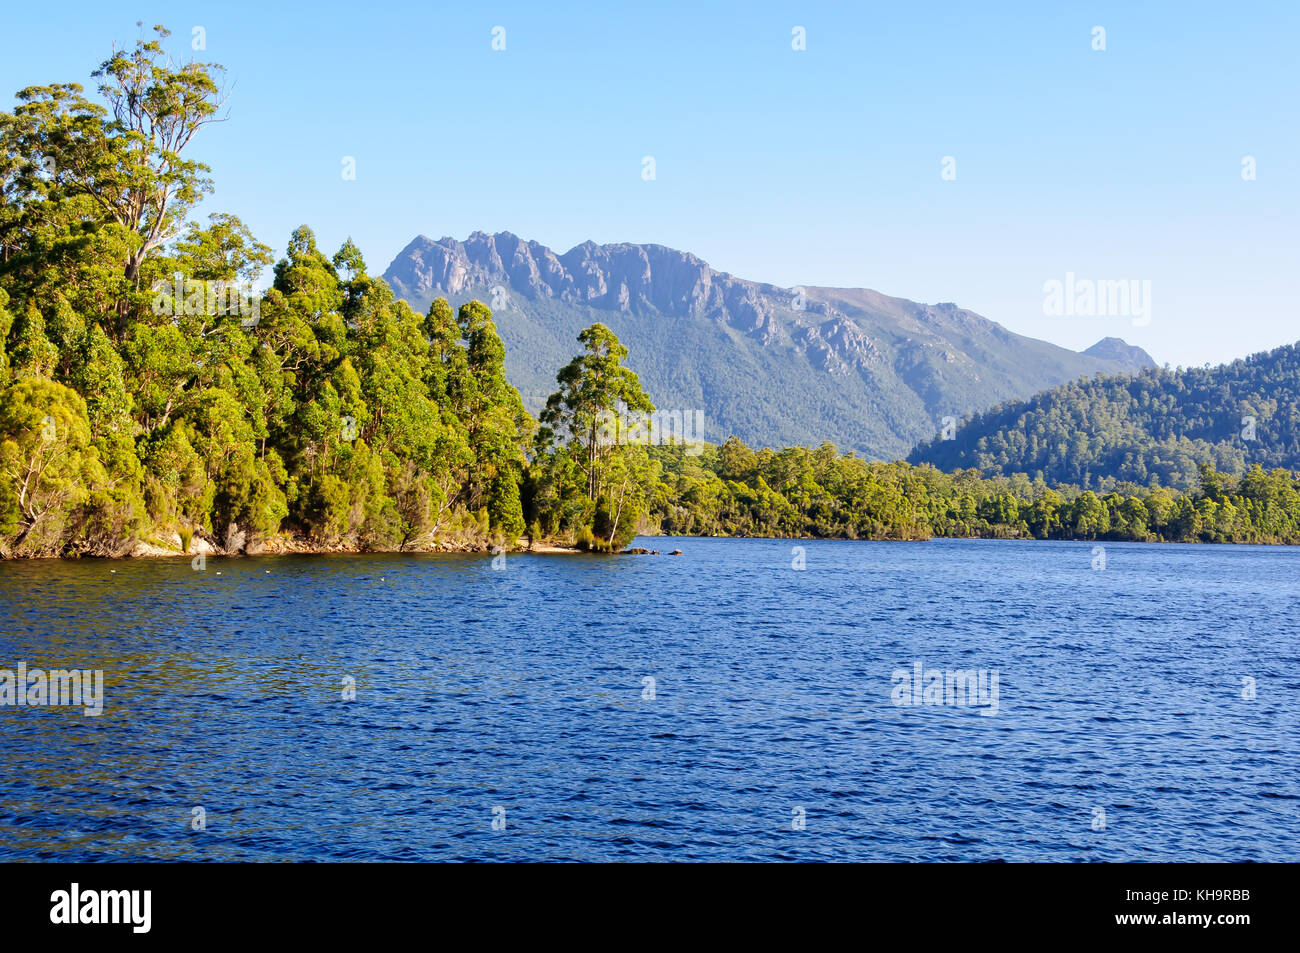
[908, 344, 1300, 490]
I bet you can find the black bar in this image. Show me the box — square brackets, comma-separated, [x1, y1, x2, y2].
[0, 861, 1281, 941]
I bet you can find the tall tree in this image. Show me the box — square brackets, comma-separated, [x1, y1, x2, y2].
[1, 26, 227, 336]
[537, 323, 653, 501]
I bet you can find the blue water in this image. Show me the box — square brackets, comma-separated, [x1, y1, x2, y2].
[0, 538, 1296, 861]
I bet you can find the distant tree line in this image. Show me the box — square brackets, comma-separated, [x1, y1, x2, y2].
[643, 446, 1300, 545]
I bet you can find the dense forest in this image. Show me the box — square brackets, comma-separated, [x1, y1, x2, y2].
[644, 444, 1300, 544]
[5, 29, 1300, 558]
[0, 29, 541, 557]
[909, 345, 1300, 490]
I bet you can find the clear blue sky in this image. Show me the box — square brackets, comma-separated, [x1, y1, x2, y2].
[2, 1, 1296, 368]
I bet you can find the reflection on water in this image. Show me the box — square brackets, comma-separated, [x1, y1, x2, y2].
[1, 539, 1297, 861]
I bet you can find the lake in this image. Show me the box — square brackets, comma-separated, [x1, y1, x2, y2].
[0, 537, 1296, 861]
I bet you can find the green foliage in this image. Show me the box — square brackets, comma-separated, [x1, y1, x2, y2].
[0, 377, 109, 554]
[910, 345, 1300, 490]
[5, 28, 1299, 558]
[537, 322, 654, 500]
[638, 440, 1300, 545]
[487, 470, 525, 543]
[530, 322, 660, 548]
[0, 33, 532, 557]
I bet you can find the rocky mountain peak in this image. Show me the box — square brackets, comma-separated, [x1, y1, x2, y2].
[1083, 336, 1157, 371]
[380, 232, 1159, 457]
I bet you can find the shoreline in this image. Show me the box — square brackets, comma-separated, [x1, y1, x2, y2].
[5, 530, 1298, 562]
[0, 536, 584, 561]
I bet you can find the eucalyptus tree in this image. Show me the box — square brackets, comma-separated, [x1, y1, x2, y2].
[537, 323, 654, 502]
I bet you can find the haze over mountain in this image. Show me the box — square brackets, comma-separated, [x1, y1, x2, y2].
[383, 231, 1155, 458]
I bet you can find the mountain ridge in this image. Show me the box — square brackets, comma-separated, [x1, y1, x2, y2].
[383, 231, 1156, 458]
